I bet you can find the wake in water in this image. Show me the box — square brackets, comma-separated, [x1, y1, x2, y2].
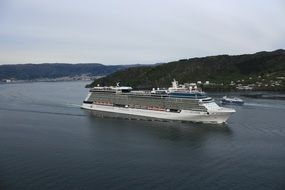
[0, 107, 86, 117]
[243, 102, 285, 110]
[65, 103, 82, 108]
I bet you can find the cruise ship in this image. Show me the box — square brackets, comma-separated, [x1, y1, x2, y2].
[81, 80, 235, 124]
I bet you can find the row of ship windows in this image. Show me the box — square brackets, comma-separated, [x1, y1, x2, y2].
[88, 101, 181, 113]
[85, 101, 205, 113]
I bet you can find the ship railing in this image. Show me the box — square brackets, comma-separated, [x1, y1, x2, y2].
[147, 106, 166, 111]
[94, 101, 113, 106]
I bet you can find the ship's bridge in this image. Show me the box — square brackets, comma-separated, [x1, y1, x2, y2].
[114, 86, 132, 93]
[168, 92, 208, 99]
[91, 86, 132, 93]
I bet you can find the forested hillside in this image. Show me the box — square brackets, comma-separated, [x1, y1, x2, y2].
[89, 50, 285, 90]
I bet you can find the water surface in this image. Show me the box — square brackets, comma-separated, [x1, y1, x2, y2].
[0, 81, 285, 190]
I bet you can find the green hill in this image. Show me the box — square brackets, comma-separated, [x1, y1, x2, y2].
[89, 50, 285, 91]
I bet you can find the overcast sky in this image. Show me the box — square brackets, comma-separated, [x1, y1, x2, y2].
[0, 0, 284, 65]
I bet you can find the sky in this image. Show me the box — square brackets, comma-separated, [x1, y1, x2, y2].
[0, 0, 285, 65]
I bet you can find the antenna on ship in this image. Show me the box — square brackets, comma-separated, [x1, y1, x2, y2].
[116, 82, 120, 87]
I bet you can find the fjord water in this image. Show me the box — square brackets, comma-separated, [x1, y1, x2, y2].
[0, 81, 285, 190]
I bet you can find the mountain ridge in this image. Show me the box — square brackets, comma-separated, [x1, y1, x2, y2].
[89, 49, 285, 90]
[0, 63, 137, 80]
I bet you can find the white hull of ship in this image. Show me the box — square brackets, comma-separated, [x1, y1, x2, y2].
[81, 103, 234, 124]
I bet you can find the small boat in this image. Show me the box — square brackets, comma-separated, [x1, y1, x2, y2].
[221, 96, 244, 105]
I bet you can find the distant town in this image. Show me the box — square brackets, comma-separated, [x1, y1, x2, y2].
[1, 74, 104, 83]
[197, 74, 285, 91]
[2, 73, 284, 92]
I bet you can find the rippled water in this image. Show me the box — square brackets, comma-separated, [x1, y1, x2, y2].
[0, 81, 285, 190]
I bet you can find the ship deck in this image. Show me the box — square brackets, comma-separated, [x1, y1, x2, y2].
[87, 90, 207, 112]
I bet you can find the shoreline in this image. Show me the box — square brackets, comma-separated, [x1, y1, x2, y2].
[240, 93, 285, 100]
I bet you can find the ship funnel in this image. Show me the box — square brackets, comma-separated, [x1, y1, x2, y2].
[172, 79, 178, 89]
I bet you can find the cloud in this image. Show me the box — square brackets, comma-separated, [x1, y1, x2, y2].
[0, 0, 284, 64]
